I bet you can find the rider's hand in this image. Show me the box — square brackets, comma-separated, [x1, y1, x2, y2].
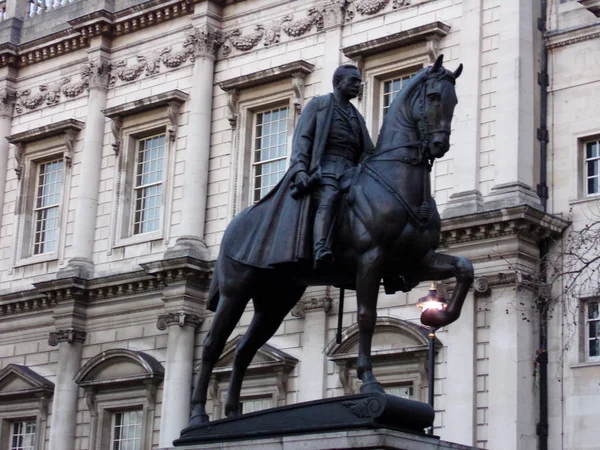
[294, 171, 309, 191]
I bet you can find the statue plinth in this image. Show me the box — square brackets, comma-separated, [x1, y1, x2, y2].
[174, 393, 433, 447]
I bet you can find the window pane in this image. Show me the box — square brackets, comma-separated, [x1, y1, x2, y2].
[385, 385, 414, 399]
[588, 303, 599, 319]
[588, 177, 599, 195]
[241, 397, 272, 414]
[382, 73, 414, 117]
[10, 420, 36, 450]
[133, 134, 165, 234]
[590, 339, 600, 358]
[33, 159, 63, 255]
[112, 410, 142, 450]
[586, 141, 598, 159]
[252, 107, 288, 202]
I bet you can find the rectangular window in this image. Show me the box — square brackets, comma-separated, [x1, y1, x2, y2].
[587, 301, 600, 359]
[9, 420, 36, 450]
[585, 140, 600, 196]
[133, 134, 165, 235]
[241, 397, 273, 414]
[384, 384, 414, 399]
[252, 107, 288, 203]
[382, 74, 413, 117]
[111, 410, 143, 450]
[33, 159, 63, 255]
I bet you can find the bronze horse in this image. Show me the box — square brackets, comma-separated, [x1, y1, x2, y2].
[189, 55, 473, 425]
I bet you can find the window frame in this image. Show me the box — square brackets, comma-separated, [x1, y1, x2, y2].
[32, 158, 65, 256]
[7, 419, 36, 450]
[583, 139, 600, 198]
[233, 94, 294, 213]
[112, 118, 173, 249]
[582, 299, 600, 362]
[249, 105, 291, 204]
[12, 141, 72, 268]
[109, 408, 144, 450]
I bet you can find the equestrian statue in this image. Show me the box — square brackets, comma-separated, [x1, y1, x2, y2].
[189, 54, 473, 425]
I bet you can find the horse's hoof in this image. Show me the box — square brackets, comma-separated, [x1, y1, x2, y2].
[360, 381, 385, 394]
[189, 413, 209, 427]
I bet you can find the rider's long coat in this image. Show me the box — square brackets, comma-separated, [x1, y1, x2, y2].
[225, 93, 373, 269]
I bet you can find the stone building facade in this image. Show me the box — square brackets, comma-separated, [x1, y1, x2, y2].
[0, 0, 596, 449]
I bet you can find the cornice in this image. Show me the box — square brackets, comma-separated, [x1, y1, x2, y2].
[0, 0, 197, 69]
[440, 205, 570, 247]
[219, 60, 315, 91]
[6, 118, 84, 144]
[341, 21, 451, 60]
[546, 22, 600, 50]
[102, 89, 189, 119]
[578, 0, 600, 17]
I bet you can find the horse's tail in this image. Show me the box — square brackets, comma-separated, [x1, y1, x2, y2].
[207, 268, 220, 312]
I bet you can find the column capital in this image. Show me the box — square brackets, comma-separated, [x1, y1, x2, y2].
[157, 312, 203, 330]
[0, 88, 16, 119]
[83, 58, 112, 91]
[189, 25, 225, 59]
[291, 297, 332, 319]
[48, 329, 87, 347]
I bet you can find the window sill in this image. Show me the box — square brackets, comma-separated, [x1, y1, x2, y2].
[14, 252, 59, 268]
[569, 195, 600, 206]
[113, 230, 163, 249]
[571, 360, 600, 369]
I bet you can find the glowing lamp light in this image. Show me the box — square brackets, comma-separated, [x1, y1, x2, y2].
[417, 282, 448, 329]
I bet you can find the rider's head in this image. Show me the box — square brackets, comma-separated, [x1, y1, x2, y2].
[332, 65, 361, 100]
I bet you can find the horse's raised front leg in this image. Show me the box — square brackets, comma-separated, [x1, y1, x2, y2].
[224, 285, 305, 417]
[414, 250, 474, 328]
[356, 247, 385, 393]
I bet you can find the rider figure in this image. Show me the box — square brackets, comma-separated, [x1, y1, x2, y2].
[292, 65, 372, 269]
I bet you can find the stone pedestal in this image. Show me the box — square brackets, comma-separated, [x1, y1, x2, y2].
[168, 428, 480, 450]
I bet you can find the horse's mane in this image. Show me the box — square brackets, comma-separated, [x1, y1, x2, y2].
[376, 64, 457, 151]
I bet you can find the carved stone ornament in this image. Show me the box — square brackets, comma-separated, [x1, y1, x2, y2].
[15, 78, 70, 113]
[156, 312, 203, 330]
[111, 116, 123, 155]
[263, 24, 281, 47]
[167, 101, 180, 142]
[223, 25, 265, 56]
[355, 0, 390, 15]
[225, 89, 239, 128]
[63, 129, 77, 167]
[48, 329, 87, 346]
[110, 54, 161, 86]
[83, 59, 112, 90]
[393, 0, 410, 8]
[291, 73, 306, 113]
[0, 88, 16, 118]
[281, 9, 324, 37]
[160, 36, 196, 68]
[13, 143, 25, 180]
[291, 297, 332, 318]
[189, 25, 225, 59]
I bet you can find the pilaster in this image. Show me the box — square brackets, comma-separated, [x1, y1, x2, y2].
[165, 16, 223, 261]
[321, 0, 346, 94]
[442, 0, 483, 218]
[485, 0, 540, 210]
[59, 44, 112, 279]
[157, 312, 203, 448]
[0, 85, 16, 231]
[293, 297, 332, 403]
[47, 329, 86, 450]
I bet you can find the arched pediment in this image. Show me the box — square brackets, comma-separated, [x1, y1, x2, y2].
[0, 364, 54, 401]
[325, 316, 441, 360]
[211, 335, 298, 376]
[75, 349, 164, 388]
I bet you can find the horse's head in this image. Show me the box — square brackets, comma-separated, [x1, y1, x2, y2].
[416, 55, 462, 160]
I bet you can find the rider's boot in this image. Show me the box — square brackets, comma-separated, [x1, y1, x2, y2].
[313, 202, 336, 270]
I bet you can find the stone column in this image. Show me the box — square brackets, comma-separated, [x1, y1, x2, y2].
[293, 298, 332, 402]
[442, 0, 483, 217]
[485, 0, 540, 210]
[60, 50, 112, 278]
[47, 329, 86, 450]
[157, 312, 202, 448]
[165, 23, 223, 261]
[0, 87, 15, 229]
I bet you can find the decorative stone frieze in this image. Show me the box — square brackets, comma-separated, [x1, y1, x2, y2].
[280, 10, 324, 37]
[48, 329, 87, 346]
[223, 25, 265, 56]
[546, 21, 600, 49]
[110, 54, 161, 86]
[473, 277, 491, 297]
[291, 297, 333, 318]
[156, 312, 203, 330]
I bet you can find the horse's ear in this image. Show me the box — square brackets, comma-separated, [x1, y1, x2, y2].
[453, 63, 463, 79]
[432, 54, 444, 72]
